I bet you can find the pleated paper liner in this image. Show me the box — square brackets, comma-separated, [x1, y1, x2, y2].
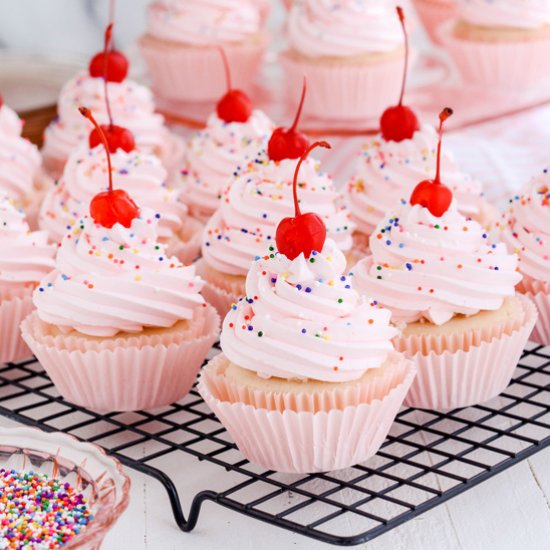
[0, 286, 35, 364]
[198, 352, 416, 474]
[518, 277, 550, 345]
[20, 304, 220, 413]
[396, 294, 537, 411]
[164, 215, 203, 265]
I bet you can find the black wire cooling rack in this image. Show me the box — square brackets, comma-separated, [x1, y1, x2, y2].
[1, 342, 550, 546]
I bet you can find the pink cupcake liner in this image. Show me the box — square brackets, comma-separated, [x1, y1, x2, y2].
[399, 295, 537, 411]
[518, 278, 550, 345]
[412, 0, 457, 45]
[139, 34, 268, 103]
[21, 305, 220, 413]
[0, 287, 35, 364]
[195, 258, 244, 319]
[165, 216, 203, 265]
[199, 353, 416, 473]
[280, 51, 404, 121]
[439, 20, 550, 89]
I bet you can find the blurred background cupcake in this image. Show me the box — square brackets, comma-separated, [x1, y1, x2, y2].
[280, 0, 406, 121]
[139, 0, 269, 103]
[440, 0, 550, 89]
[412, 0, 456, 44]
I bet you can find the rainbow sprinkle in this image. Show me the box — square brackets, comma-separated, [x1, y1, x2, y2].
[0, 468, 93, 549]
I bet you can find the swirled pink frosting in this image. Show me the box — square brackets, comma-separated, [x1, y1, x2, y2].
[0, 104, 24, 137]
[147, 0, 261, 45]
[0, 195, 55, 291]
[346, 125, 485, 235]
[42, 72, 183, 172]
[33, 209, 206, 337]
[181, 110, 274, 221]
[455, 0, 550, 29]
[220, 239, 397, 382]
[39, 144, 189, 243]
[353, 201, 521, 326]
[202, 155, 354, 275]
[499, 171, 550, 283]
[288, 0, 403, 57]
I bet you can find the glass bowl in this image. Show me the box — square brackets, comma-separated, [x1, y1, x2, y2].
[0, 426, 131, 549]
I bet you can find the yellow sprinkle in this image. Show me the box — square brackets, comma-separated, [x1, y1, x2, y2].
[134, 275, 141, 281]
[95, 251, 101, 256]
[328, 281, 334, 286]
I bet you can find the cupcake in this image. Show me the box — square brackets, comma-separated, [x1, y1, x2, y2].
[440, 0, 550, 88]
[498, 170, 550, 345]
[22, 108, 220, 412]
[353, 109, 537, 411]
[0, 99, 53, 228]
[42, 23, 184, 180]
[280, 0, 405, 121]
[412, 0, 456, 44]
[139, 0, 268, 103]
[0, 194, 55, 363]
[180, 54, 274, 222]
[196, 95, 354, 317]
[346, 14, 493, 258]
[198, 142, 415, 473]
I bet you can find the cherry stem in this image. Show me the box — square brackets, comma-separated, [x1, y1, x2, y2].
[396, 6, 408, 107]
[103, 23, 114, 128]
[79, 107, 113, 194]
[218, 47, 231, 92]
[289, 76, 307, 133]
[292, 140, 331, 217]
[109, 0, 116, 23]
[434, 107, 453, 185]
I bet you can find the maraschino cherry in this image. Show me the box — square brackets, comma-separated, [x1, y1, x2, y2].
[267, 77, 309, 162]
[380, 7, 419, 142]
[89, 22, 128, 83]
[275, 141, 331, 260]
[88, 23, 135, 154]
[79, 106, 139, 228]
[410, 107, 453, 217]
[216, 48, 252, 124]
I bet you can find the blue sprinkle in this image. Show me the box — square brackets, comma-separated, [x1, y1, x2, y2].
[305, 287, 312, 293]
[301, 328, 307, 334]
[405, 263, 412, 271]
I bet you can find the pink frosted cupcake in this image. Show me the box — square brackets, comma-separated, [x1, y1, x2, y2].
[42, 23, 184, 180]
[196, 142, 354, 318]
[440, 0, 550, 88]
[0, 100, 53, 228]
[139, 0, 268, 103]
[354, 109, 536, 411]
[199, 144, 414, 472]
[180, 94, 274, 223]
[280, 0, 405, 121]
[498, 171, 550, 345]
[22, 108, 219, 412]
[412, 0, 456, 44]
[0, 195, 55, 363]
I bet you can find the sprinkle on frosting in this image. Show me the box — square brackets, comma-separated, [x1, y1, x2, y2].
[0, 468, 92, 549]
[221, 239, 397, 382]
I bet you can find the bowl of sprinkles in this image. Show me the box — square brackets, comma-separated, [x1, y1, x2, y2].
[0, 426, 130, 549]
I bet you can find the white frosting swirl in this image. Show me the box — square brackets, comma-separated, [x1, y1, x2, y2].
[354, 201, 521, 325]
[221, 239, 397, 382]
[202, 155, 354, 275]
[346, 125, 484, 235]
[33, 209, 205, 337]
[456, 0, 550, 29]
[181, 110, 273, 220]
[0, 104, 24, 137]
[39, 144, 188, 243]
[500, 171, 550, 283]
[147, 0, 261, 45]
[0, 195, 55, 290]
[288, 0, 403, 58]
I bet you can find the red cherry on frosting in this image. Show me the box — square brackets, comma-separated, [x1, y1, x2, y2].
[79, 106, 139, 228]
[275, 141, 331, 260]
[89, 22, 128, 83]
[216, 47, 252, 124]
[89, 124, 135, 153]
[410, 107, 453, 217]
[267, 77, 309, 162]
[380, 7, 419, 142]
